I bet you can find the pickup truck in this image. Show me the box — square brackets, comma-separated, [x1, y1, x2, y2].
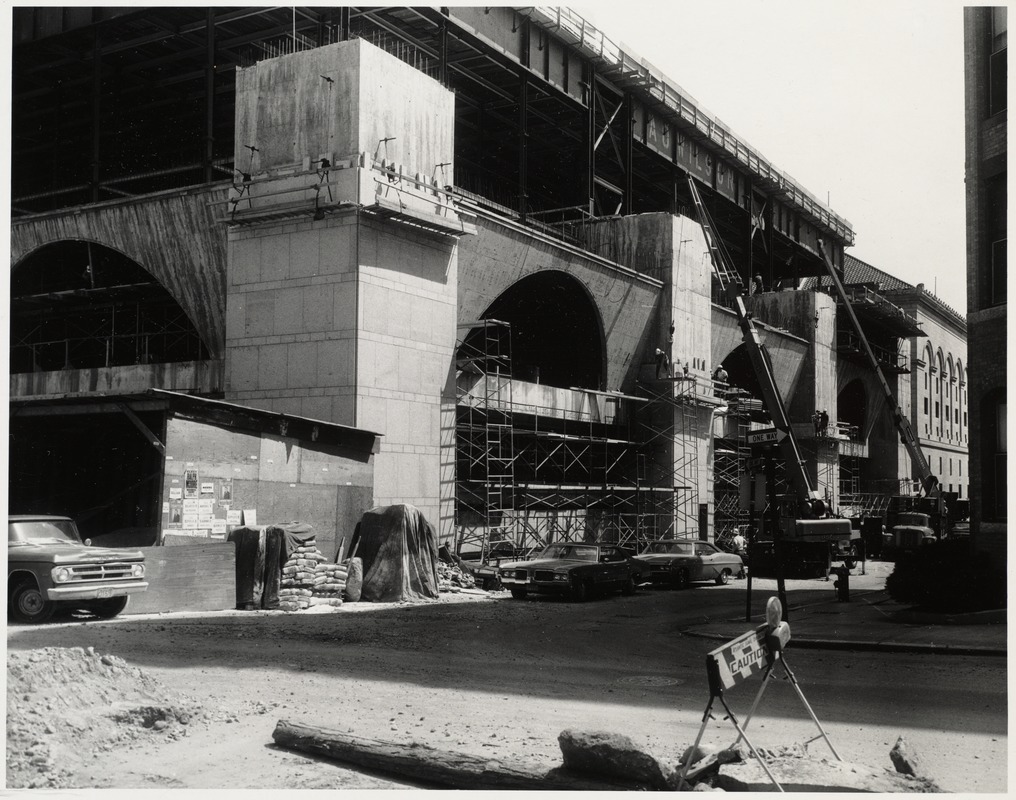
[8, 515, 148, 623]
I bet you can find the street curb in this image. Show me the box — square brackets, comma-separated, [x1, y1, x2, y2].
[680, 627, 1008, 657]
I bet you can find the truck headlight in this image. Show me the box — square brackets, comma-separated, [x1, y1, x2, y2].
[52, 567, 72, 583]
[131, 564, 145, 578]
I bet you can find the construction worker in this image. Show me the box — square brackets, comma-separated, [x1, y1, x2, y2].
[751, 274, 764, 295]
[819, 409, 830, 436]
[712, 364, 728, 398]
[655, 348, 672, 379]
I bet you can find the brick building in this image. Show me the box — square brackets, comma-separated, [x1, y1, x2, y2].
[964, 7, 1007, 559]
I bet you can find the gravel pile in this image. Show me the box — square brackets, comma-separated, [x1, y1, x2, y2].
[7, 647, 206, 789]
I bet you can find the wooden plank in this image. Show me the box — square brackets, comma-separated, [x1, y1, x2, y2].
[125, 543, 235, 615]
[272, 720, 642, 791]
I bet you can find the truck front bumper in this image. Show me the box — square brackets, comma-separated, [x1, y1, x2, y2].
[46, 581, 149, 601]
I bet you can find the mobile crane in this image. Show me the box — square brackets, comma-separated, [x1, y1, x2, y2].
[814, 239, 946, 551]
[687, 178, 853, 597]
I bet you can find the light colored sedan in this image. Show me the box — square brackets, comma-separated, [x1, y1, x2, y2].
[635, 540, 743, 589]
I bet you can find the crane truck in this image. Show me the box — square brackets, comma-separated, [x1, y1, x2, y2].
[688, 178, 854, 586]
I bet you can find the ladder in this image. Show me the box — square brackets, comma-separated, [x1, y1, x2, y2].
[687, 176, 744, 295]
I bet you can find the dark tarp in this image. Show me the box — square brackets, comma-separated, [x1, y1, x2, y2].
[227, 522, 315, 610]
[352, 504, 439, 602]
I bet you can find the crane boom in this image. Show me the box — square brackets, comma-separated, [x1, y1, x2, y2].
[687, 176, 825, 517]
[815, 240, 938, 496]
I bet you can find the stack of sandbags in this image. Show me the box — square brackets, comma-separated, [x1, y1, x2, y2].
[279, 537, 344, 611]
[311, 562, 346, 607]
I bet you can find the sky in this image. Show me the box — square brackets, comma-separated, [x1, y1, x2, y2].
[578, 0, 970, 312]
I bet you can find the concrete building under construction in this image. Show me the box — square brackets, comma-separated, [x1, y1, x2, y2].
[10, 7, 967, 563]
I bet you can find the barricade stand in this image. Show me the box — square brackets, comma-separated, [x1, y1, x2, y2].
[678, 597, 840, 792]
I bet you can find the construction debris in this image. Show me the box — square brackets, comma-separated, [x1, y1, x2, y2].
[713, 753, 941, 792]
[437, 560, 476, 592]
[271, 719, 642, 790]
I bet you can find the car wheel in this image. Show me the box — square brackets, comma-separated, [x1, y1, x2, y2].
[673, 569, 689, 590]
[621, 576, 636, 596]
[88, 596, 129, 619]
[10, 583, 55, 624]
[715, 569, 731, 586]
[571, 580, 589, 602]
[509, 586, 528, 600]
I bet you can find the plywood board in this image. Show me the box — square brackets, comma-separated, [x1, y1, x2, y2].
[125, 543, 236, 615]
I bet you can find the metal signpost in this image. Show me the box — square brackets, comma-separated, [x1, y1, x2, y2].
[678, 597, 841, 791]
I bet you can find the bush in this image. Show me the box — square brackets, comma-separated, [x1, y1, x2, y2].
[886, 539, 1006, 612]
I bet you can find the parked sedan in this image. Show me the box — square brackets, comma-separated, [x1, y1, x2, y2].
[498, 543, 642, 601]
[635, 539, 743, 589]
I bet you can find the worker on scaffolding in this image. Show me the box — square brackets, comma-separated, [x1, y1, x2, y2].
[655, 348, 673, 379]
[712, 363, 729, 397]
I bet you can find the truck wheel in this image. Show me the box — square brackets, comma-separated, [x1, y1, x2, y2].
[621, 576, 636, 596]
[88, 596, 129, 619]
[715, 569, 732, 586]
[10, 583, 55, 624]
[509, 586, 528, 600]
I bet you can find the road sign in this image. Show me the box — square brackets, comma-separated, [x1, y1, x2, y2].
[747, 427, 786, 445]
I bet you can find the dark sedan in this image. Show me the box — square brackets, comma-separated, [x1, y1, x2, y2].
[498, 543, 642, 601]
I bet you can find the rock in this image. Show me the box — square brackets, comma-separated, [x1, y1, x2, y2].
[717, 744, 748, 764]
[558, 729, 671, 789]
[715, 755, 941, 792]
[890, 736, 924, 777]
[681, 742, 718, 765]
[345, 558, 363, 602]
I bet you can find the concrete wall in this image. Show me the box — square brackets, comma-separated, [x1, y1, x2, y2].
[235, 38, 454, 188]
[228, 37, 459, 536]
[10, 360, 222, 400]
[160, 416, 373, 562]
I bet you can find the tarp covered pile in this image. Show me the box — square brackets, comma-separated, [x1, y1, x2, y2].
[353, 504, 440, 602]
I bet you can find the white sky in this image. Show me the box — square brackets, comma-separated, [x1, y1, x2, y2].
[579, 0, 970, 311]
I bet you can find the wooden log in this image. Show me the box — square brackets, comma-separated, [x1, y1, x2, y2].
[271, 720, 642, 791]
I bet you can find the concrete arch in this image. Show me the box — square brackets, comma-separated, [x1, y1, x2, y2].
[11, 184, 230, 358]
[11, 240, 210, 372]
[457, 213, 661, 391]
[473, 269, 607, 390]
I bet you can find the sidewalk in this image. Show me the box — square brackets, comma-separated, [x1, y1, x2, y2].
[682, 560, 1007, 657]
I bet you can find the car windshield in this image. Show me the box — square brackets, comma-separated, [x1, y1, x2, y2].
[643, 541, 693, 555]
[8, 519, 82, 545]
[539, 544, 598, 562]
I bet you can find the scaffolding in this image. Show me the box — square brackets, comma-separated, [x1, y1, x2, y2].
[454, 319, 515, 560]
[632, 373, 708, 542]
[713, 389, 752, 548]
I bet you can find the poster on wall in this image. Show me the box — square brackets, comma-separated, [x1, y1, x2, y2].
[221, 481, 233, 503]
[200, 482, 215, 495]
[184, 469, 199, 499]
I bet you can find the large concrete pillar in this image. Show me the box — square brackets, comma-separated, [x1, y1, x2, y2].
[224, 39, 463, 537]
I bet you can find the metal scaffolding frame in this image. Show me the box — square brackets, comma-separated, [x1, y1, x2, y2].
[455, 315, 715, 557]
[714, 390, 752, 548]
[454, 319, 515, 560]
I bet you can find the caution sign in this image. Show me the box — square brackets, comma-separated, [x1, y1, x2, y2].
[705, 625, 773, 694]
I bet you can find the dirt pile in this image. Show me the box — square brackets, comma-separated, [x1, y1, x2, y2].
[7, 647, 208, 789]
